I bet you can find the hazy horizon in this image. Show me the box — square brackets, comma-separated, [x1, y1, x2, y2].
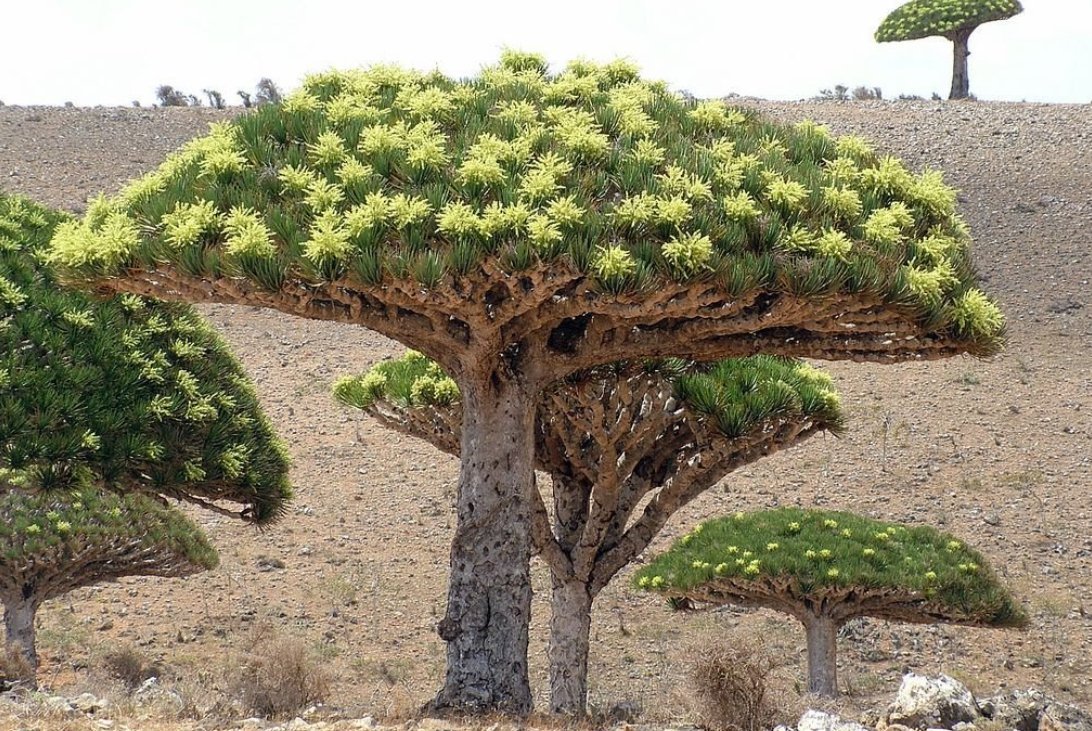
[3, 1, 1090, 107]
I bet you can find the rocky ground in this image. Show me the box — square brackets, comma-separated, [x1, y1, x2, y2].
[0, 99, 1090, 727]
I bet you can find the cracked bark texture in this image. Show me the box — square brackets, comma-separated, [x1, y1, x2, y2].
[947, 28, 974, 100]
[354, 363, 835, 714]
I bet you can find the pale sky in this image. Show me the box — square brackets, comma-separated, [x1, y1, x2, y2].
[3, 1, 1090, 106]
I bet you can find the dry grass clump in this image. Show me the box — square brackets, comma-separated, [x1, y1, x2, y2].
[231, 630, 331, 718]
[100, 645, 164, 691]
[0, 644, 33, 692]
[687, 640, 789, 731]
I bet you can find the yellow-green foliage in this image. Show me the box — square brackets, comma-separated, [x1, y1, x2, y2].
[334, 351, 458, 409]
[876, 0, 1024, 42]
[0, 484, 218, 577]
[0, 193, 291, 524]
[336, 351, 844, 442]
[635, 508, 1026, 627]
[47, 53, 1002, 346]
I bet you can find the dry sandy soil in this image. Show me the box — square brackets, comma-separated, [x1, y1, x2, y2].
[0, 99, 1090, 725]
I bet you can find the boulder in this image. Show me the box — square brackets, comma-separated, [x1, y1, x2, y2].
[43, 695, 76, 714]
[981, 690, 1051, 731]
[72, 692, 108, 714]
[1040, 702, 1092, 731]
[799, 709, 872, 731]
[885, 674, 982, 730]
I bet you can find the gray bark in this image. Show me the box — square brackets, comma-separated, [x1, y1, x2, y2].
[948, 27, 974, 100]
[803, 613, 839, 697]
[3, 597, 38, 687]
[548, 579, 594, 715]
[430, 377, 536, 715]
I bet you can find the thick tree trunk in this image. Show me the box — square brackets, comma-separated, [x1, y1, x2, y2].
[430, 378, 536, 715]
[3, 598, 38, 687]
[803, 613, 839, 697]
[548, 579, 594, 715]
[948, 28, 974, 100]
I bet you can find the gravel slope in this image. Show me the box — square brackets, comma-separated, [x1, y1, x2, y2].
[0, 100, 1089, 721]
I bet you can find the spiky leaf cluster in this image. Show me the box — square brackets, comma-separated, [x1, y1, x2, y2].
[0, 193, 291, 524]
[334, 350, 459, 409]
[49, 53, 1002, 348]
[635, 507, 1025, 627]
[0, 482, 217, 602]
[876, 0, 1024, 42]
[335, 351, 844, 440]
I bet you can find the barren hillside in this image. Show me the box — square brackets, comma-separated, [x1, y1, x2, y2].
[0, 100, 1089, 723]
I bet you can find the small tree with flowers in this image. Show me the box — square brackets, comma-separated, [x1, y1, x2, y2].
[635, 508, 1027, 697]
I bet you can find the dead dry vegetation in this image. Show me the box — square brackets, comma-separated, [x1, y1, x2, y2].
[0, 99, 1089, 726]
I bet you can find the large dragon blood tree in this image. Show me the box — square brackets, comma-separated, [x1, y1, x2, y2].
[0, 192, 291, 683]
[47, 51, 1003, 713]
[335, 352, 844, 714]
[876, 0, 1024, 100]
[636, 508, 1027, 697]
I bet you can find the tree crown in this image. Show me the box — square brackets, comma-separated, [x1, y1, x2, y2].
[876, 0, 1024, 42]
[0, 193, 291, 524]
[335, 351, 844, 440]
[0, 483, 218, 578]
[635, 507, 1025, 627]
[48, 52, 1002, 353]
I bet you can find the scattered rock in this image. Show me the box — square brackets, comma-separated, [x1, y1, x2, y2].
[799, 709, 872, 731]
[885, 673, 981, 730]
[72, 692, 108, 714]
[981, 689, 1051, 731]
[43, 695, 75, 714]
[606, 699, 642, 723]
[257, 555, 287, 571]
[1040, 702, 1092, 731]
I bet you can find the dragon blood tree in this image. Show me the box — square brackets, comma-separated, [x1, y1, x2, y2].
[335, 352, 844, 714]
[0, 484, 218, 686]
[0, 193, 291, 522]
[0, 192, 291, 679]
[47, 51, 1002, 712]
[876, 0, 1024, 100]
[636, 508, 1027, 698]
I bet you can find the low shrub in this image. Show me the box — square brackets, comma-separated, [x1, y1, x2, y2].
[101, 646, 163, 690]
[688, 641, 787, 731]
[232, 632, 331, 718]
[0, 643, 33, 691]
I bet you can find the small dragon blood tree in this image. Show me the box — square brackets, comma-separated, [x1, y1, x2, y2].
[876, 0, 1024, 100]
[0, 192, 291, 683]
[0, 483, 218, 686]
[635, 508, 1027, 698]
[335, 350, 844, 714]
[48, 50, 1002, 712]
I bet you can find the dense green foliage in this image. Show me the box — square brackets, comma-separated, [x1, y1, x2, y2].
[635, 508, 1025, 627]
[0, 193, 291, 524]
[49, 52, 1002, 348]
[876, 0, 1024, 42]
[334, 351, 844, 440]
[0, 481, 218, 575]
[335, 350, 459, 409]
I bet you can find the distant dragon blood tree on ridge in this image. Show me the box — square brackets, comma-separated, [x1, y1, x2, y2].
[876, 0, 1024, 100]
[48, 51, 1003, 713]
[0, 193, 291, 685]
[336, 352, 843, 713]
